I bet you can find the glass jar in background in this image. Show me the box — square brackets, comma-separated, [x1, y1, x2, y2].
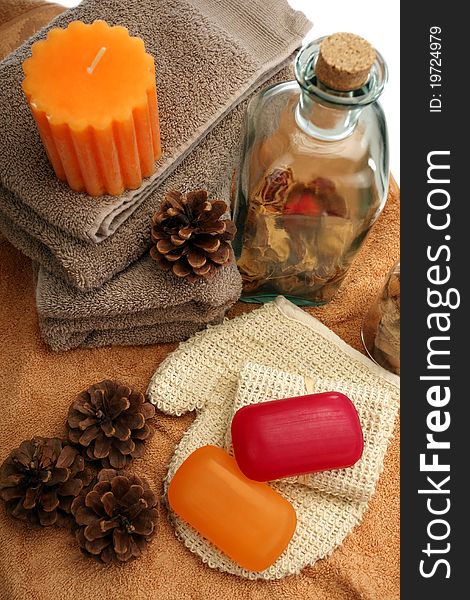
[361, 261, 400, 375]
[233, 33, 389, 305]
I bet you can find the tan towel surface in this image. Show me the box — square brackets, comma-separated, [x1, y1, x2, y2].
[0, 4, 399, 599]
[0, 0, 310, 289]
[0, 1, 63, 59]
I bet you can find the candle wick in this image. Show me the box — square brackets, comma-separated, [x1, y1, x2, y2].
[87, 47, 107, 75]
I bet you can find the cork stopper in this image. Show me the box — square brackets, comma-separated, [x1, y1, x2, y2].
[315, 33, 376, 91]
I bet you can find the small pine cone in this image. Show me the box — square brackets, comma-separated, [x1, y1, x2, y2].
[67, 380, 155, 470]
[71, 469, 158, 563]
[150, 189, 236, 282]
[0, 437, 91, 527]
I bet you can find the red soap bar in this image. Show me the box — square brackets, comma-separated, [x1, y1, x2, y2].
[231, 392, 363, 481]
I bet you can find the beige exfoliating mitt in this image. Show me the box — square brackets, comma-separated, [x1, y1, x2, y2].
[147, 297, 399, 579]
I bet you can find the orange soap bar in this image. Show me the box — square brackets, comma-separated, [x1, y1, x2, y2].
[22, 20, 161, 196]
[167, 445, 296, 572]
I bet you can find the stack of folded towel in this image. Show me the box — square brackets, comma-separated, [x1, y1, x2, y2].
[0, 0, 311, 350]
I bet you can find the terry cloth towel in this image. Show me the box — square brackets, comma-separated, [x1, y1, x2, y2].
[147, 297, 400, 579]
[36, 257, 242, 351]
[0, 0, 311, 289]
[225, 363, 398, 503]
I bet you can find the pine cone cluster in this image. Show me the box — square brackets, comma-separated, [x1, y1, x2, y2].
[72, 469, 158, 563]
[1, 380, 159, 562]
[67, 380, 155, 470]
[150, 189, 236, 282]
[0, 437, 91, 526]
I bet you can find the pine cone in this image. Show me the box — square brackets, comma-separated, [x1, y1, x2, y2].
[67, 380, 155, 469]
[0, 437, 91, 527]
[71, 469, 158, 563]
[150, 189, 236, 282]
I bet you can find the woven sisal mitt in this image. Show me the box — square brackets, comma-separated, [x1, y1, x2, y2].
[147, 297, 399, 579]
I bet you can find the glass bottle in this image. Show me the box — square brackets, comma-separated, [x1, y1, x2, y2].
[233, 34, 389, 305]
[362, 261, 400, 375]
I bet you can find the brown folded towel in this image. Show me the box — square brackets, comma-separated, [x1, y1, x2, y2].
[0, 0, 311, 284]
[1, 64, 293, 350]
[0, 63, 295, 289]
[35, 257, 242, 351]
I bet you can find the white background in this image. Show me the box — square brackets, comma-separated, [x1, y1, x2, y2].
[56, 0, 400, 181]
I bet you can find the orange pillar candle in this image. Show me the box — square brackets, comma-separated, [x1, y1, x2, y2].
[22, 20, 161, 196]
[168, 446, 297, 572]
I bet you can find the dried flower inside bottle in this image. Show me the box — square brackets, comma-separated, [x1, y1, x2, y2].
[237, 167, 354, 301]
